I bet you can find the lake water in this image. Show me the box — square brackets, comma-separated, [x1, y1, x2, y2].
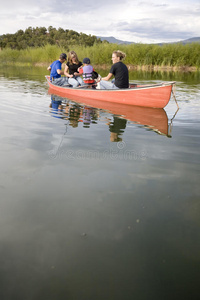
[0, 66, 200, 300]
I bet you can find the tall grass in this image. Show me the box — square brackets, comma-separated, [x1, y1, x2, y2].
[0, 44, 62, 66]
[0, 42, 199, 68]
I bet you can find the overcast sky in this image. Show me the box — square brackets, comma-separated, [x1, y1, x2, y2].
[0, 0, 199, 43]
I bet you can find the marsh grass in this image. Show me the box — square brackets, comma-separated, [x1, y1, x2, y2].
[0, 42, 199, 69]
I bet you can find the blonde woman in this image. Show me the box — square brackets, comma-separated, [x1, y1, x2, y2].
[64, 51, 84, 87]
[98, 50, 129, 89]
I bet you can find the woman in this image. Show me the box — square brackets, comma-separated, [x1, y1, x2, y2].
[64, 51, 84, 87]
[98, 50, 129, 89]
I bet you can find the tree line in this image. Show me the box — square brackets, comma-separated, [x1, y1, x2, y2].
[0, 26, 102, 50]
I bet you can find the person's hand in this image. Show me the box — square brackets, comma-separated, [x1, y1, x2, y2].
[96, 74, 102, 82]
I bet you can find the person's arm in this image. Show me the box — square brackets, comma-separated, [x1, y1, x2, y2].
[78, 68, 83, 75]
[74, 71, 81, 77]
[57, 68, 64, 75]
[47, 66, 51, 71]
[102, 73, 113, 81]
[64, 65, 73, 78]
[70, 64, 81, 77]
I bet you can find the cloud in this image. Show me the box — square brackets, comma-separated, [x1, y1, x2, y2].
[0, 0, 199, 43]
[107, 1, 200, 42]
[115, 18, 196, 41]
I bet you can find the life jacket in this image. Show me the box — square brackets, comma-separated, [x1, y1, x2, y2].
[82, 65, 93, 81]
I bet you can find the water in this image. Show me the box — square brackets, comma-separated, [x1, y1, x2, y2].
[0, 67, 200, 300]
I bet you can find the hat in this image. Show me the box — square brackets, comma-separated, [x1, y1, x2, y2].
[60, 53, 67, 60]
[83, 57, 90, 64]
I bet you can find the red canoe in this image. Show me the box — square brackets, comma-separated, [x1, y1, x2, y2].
[45, 76, 176, 108]
[48, 87, 171, 136]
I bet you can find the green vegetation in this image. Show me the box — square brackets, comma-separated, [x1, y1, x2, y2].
[0, 26, 101, 50]
[0, 26, 200, 69]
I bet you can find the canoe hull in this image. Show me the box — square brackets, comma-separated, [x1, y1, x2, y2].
[45, 76, 175, 108]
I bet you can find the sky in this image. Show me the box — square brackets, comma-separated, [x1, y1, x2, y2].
[0, 0, 199, 44]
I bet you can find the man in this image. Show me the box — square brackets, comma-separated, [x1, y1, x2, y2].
[47, 53, 69, 86]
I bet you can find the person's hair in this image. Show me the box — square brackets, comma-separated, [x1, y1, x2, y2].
[112, 50, 126, 60]
[68, 51, 79, 64]
[60, 53, 67, 60]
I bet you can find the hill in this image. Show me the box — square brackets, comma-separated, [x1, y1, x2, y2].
[0, 27, 102, 50]
[98, 36, 200, 45]
[177, 37, 200, 44]
[97, 36, 133, 45]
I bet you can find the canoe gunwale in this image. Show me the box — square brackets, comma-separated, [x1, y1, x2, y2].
[45, 76, 175, 92]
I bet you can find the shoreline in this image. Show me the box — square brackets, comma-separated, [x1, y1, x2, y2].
[91, 64, 198, 72]
[36, 62, 198, 72]
[1, 62, 198, 72]
[127, 65, 198, 72]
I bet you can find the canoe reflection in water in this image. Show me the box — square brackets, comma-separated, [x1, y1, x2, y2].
[48, 90, 178, 140]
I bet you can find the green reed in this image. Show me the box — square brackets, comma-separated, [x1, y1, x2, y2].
[0, 42, 199, 68]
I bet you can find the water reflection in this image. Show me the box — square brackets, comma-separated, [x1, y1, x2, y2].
[82, 107, 99, 128]
[49, 94, 63, 110]
[1, 70, 200, 300]
[49, 95, 99, 128]
[48, 92, 178, 140]
[68, 103, 82, 128]
[0, 65, 200, 83]
[107, 117, 127, 142]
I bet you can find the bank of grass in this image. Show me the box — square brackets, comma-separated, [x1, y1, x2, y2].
[0, 42, 199, 71]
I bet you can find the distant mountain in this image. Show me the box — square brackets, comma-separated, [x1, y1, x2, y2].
[98, 36, 200, 45]
[97, 36, 134, 44]
[177, 37, 200, 44]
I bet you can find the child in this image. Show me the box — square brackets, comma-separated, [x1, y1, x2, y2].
[78, 57, 96, 85]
